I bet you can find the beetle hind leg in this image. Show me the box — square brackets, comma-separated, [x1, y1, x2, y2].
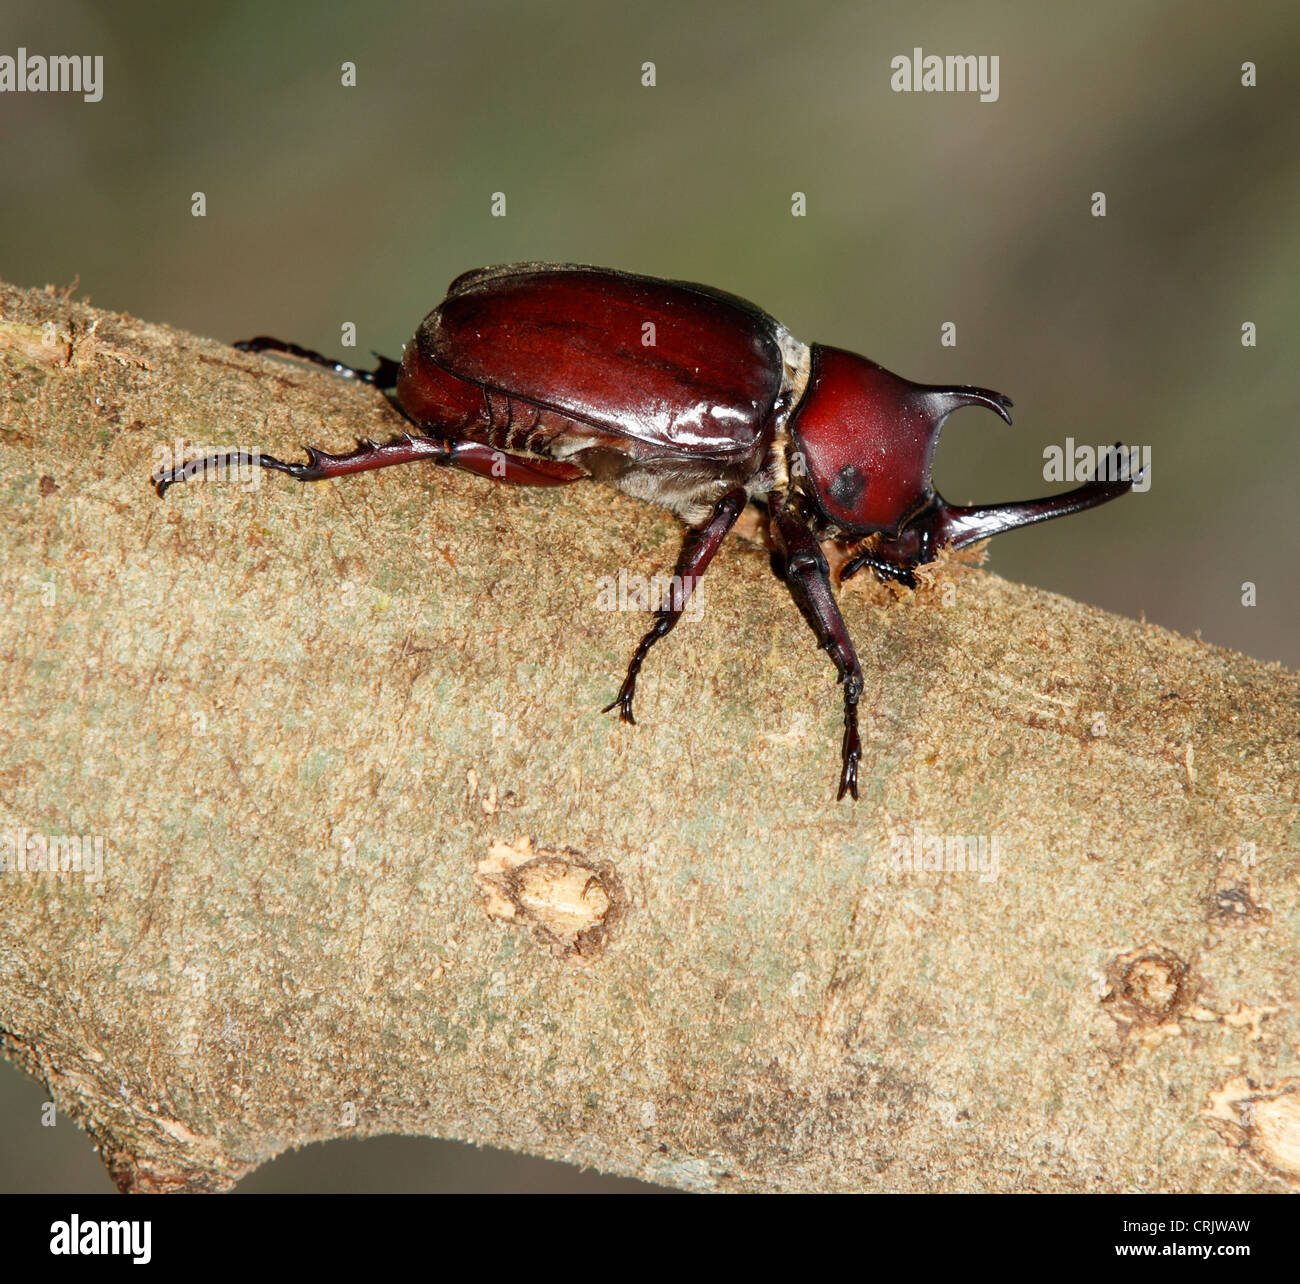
[153, 434, 453, 496]
[602, 487, 748, 726]
[154, 435, 586, 497]
[234, 336, 401, 389]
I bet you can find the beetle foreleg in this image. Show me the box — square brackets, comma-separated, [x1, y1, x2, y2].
[838, 549, 919, 589]
[602, 487, 748, 726]
[770, 498, 863, 801]
[234, 336, 401, 389]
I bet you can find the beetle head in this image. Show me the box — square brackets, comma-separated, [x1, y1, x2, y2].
[790, 345, 1135, 568]
[789, 345, 1013, 536]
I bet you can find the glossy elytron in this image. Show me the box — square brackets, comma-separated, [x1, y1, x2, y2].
[154, 263, 1133, 799]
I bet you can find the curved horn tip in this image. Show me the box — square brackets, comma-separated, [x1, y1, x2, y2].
[964, 391, 1014, 425]
[932, 386, 1014, 425]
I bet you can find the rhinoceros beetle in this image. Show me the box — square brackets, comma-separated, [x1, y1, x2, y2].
[154, 263, 1134, 800]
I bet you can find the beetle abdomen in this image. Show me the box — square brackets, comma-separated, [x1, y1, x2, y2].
[416, 264, 787, 455]
[395, 340, 620, 468]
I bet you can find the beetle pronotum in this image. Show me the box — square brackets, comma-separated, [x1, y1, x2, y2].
[155, 263, 1135, 799]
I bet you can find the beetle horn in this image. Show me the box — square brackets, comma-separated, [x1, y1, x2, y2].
[929, 440, 1140, 549]
[849, 441, 1140, 581]
[933, 476, 1132, 548]
[918, 385, 1014, 426]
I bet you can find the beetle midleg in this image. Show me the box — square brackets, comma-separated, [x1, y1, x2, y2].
[233, 336, 401, 389]
[153, 434, 584, 497]
[602, 487, 748, 726]
[769, 496, 863, 801]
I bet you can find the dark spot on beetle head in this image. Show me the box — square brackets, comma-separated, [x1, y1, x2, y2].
[38, 475, 59, 496]
[828, 464, 865, 509]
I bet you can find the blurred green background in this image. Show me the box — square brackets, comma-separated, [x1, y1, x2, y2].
[1, 0, 1296, 1192]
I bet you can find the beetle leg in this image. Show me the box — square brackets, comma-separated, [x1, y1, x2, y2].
[769, 498, 863, 801]
[440, 441, 586, 486]
[234, 336, 401, 389]
[602, 487, 748, 726]
[153, 435, 585, 497]
[838, 549, 919, 589]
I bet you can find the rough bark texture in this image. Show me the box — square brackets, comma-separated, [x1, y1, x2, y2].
[0, 280, 1296, 1193]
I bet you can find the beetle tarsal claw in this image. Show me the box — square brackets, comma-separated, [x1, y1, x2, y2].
[600, 690, 637, 726]
[837, 687, 862, 800]
[152, 449, 275, 497]
[836, 748, 860, 801]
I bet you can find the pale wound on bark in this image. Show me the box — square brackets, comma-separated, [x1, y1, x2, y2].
[474, 836, 623, 959]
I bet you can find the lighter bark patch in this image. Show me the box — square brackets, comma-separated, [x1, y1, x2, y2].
[1204, 1077, 1300, 1188]
[474, 835, 622, 960]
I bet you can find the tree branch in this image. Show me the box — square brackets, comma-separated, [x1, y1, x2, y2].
[1, 280, 1296, 1192]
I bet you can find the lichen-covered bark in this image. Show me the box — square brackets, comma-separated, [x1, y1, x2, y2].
[0, 280, 1296, 1192]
